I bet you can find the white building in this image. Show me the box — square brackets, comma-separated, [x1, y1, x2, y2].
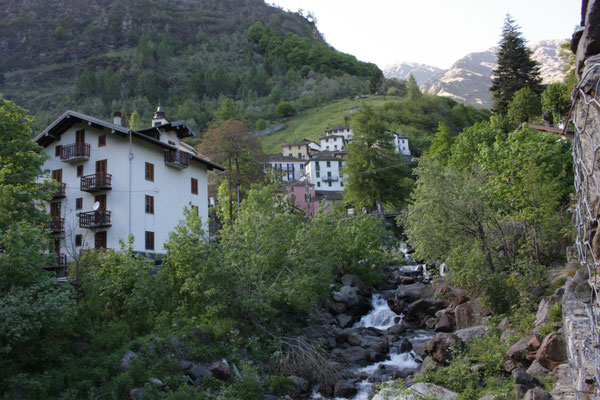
[304, 151, 346, 191]
[319, 134, 346, 152]
[326, 126, 353, 143]
[392, 133, 411, 156]
[261, 154, 305, 181]
[35, 108, 223, 272]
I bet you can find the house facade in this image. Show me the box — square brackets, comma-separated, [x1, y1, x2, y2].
[261, 154, 305, 181]
[285, 180, 317, 216]
[320, 134, 346, 152]
[35, 109, 223, 272]
[304, 152, 346, 191]
[326, 126, 353, 143]
[392, 133, 411, 156]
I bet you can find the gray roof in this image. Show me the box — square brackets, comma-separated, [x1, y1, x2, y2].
[262, 154, 305, 162]
[315, 190, 344, 200]
[326, 126, 350, 132]
[309, 151, 345, 162]
[320, 134, 345, 140]
[35, 110, 224, 171]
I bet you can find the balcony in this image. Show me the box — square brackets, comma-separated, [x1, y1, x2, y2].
[164, 149, 190, 169]
[61, 143, 90, 163]
[44, 182, 66, 199]
[44, 253, 67, 270]
[79, 210, 112, 228]
[322, 176, 339, 182]
[81, 172, 112, 192]
[45, 217, 65, 233]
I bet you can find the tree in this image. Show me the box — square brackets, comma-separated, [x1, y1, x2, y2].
[343, 105, 412, 210]
[369, 66, 384, 94]
[276, 101, 296, 117]
[429, 122, 453, 163]
[490, 15, 543, 114]
[215, 97, 239, 120]
[198, 120, 264, 222]
[507, 87, 542, 124]
[406, 74, 421, 100]
[541, 82, 570, 122]
[129, 110, 142, 130]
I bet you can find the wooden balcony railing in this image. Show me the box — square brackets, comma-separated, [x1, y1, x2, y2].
[79, 210, 112, 228]
[164, 149, 190, 169]
[44, 253, 67, 270]
[60, 143, 90, 162]
[80, 173, 112, 192]
[44, 183, 66, 198]
[45, 217, 65, 233]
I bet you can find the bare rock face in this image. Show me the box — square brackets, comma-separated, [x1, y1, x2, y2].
[209, 360, 232, 381]
[454, 298, 489, 330]
[535, 332, 567, 371]
[424, 333, 464, 365]
[434, 310, 455, 332]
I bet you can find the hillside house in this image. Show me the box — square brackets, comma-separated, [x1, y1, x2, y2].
[320, 134, 346, 152]
[282, 139, 318, 159]
[392, 133, 411, 156]
[304, 151, 346, 191]
[261, 154, 305, 181]
[285, 180, 317, 216]
[35, 108, 224, 274]
[326, 126, 353, 143]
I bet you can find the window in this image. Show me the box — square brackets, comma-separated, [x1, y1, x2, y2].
[154, 121, 161, 127]
[191, 178, 198, 195]
[55, 145, 62, 157]
[316, 171, 320, 178]
[145, 162, 154, 181]
[339, 161, 343, 169]
[326, 161, 331, 167]
[145, 231, 155, 250]
[317, 182, 320, 187]
[298, 153, 301, 158]
[51, 169, 63, 182]
[327, 171, 332, 178]
[341, 181, 344, 187]
[76, 129, 85, 144]
[77, 165, 84, 177]
[98, 134, 106, 147]
[288, 146, 292, 151]
[75, 198, 83, 210]
[145, 195, 154, 214]
[328, 181, 332, 187]
[75, 234, 82, 247]
[94, 231, 107, 249]
[315, 161, 320, 170]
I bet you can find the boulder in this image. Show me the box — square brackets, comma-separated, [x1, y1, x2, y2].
[524, 387, 552, 400]
[504, 359, 517, 373]
[149, 378, 164, 387]
[434, 310, 455, 332]
[387, 324, 405, 336]
[189, 364, 213, 380]
[332, 286, 359, 306]
[333, 380, 358, 398]
[209, 361, 232, 381]
[130, 388, 143, 399]
[507, 334, 541, 363]
[408, 383, 459, 399]
[177, 359, 194, 370]
[288, 375, 311, 398]
[512, 369, 540, 387]
[533, 299, 550, 333]
[454, 298, 490, 330]
[366, 341, 389, 362]
[525, 360, 550, 378]
[454, 326, 489, 343]
[337, 314, 353, 328]
[120, 350, 139, 371]
[360, 335, 384, 348]
[396, 337, 413, 353]
[424, 333, 464, 365]
[406, 298, 446, 316]
[535, 332, 567, 371]
[347, 331, 363, 346]
[497, 317, 511, 331]
[342, 346, 367, 363]
[395, 282, 432, 302]
[515, 384, 532, 399]
[340, 274, 359, 287]
[531, 284, 546, 298]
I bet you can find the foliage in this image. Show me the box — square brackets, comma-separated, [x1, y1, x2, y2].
[404, 122, 573, 312]
[215, 98, 240, 121]
[275, 101, 296, 117]
[129, 109, 142, 130]
[407, 74, 421, 100]
[541, 82, 570, 122]
[344, 105, 413, 208]
[507, 87, 542, 124]
[369, 66, 385, 94]
[490, 14, 543, 114]
[428, 122, 453, 163]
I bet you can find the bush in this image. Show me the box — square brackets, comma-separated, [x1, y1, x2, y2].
[275, 101, 296, 117]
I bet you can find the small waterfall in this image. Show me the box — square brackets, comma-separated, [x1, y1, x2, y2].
[354, 294, 401, 330]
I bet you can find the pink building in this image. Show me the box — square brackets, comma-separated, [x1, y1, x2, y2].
[286, 180, 317, 216]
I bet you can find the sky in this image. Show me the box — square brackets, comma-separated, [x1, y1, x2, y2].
[268, 0, 582, 70]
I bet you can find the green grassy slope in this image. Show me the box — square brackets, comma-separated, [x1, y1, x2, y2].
[259, 95, 390, 154]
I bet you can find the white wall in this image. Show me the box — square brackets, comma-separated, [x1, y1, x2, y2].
[305, 159, 346, 191]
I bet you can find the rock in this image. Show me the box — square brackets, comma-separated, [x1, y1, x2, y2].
[387, 324, 405, 336]
[340, 274, 359, 286]
[332, 286, 359, 306]
[395, 282, 432, 302]
[170, 337, 183, 347]
[526, 360, 550, 377]
[425, 317, 437, 329]
[504, 359, 517, 373]
[288, 375, 310, 398]
[527, 335, 542, 351]
[497, 317, 511, 331]
[424, 333, 464, 365]
[454, 298, 490, 330]
[454, 325, 489, 343]
[189, 364, 213, 380]
[333, 380, 357, 398]
[337, 314, 353, 328]
[501, 329, 516, 342]
[512, 369, 539, 387]
[406, 298, 446, 316]
[533, 299, 550, 333]
[347, 331, 363, 346]
[209, 361, 232, 381]
[394, 274, 416, 285]
[120, 350, 139, 371]
[303, 324, 332, 340]
[434, 310, 455, 332]
[531, 284, 546, 298]
[408, 383, 459, 399]
[524, 387, 552, 400]
[507, 334, 541, 363]
[549, 363, 576, 400]
[130, 388, 143, 399]
[263, 396, 278, 400]
[342, 346, 367, 363]
[396, 337, 413, 353]
[149, 378, 164, 387]
[328, 301, 346, 315]
[360, 335, 384, 348]
[178, 359, 194, 370]
[535, 332, 567, 371]
[418, 356, 438, 373]
[515, 384, 532, 399]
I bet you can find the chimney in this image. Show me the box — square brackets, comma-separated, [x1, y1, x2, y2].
[113, 111, 122, 126]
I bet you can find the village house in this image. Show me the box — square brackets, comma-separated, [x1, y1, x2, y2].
[282, 139, 320, 159]
[285, 179, 317, 216]
[304, 151, 346, 191]
[319, 134, 346, 152]
[392, 133, 411, 156]
[35, 107, 223, 274]
[261, 154, 305, 181]
[325, 125, 353, 143]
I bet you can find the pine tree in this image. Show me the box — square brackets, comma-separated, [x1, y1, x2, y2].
[490, 15, 543, 114]
[369, 66, 384, 94]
